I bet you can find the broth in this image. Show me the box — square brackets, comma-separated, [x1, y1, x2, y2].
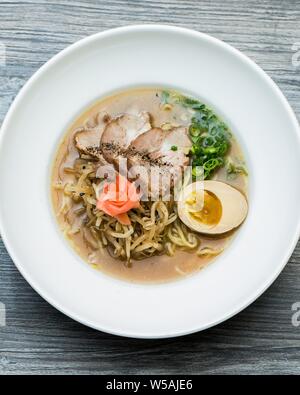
[51, 88, 248, 283]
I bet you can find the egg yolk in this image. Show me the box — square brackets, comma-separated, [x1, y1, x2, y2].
[187, 191, 222, 226]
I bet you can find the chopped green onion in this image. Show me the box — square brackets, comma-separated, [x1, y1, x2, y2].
[162, 90, 233, 180]
[161, 90, 170, 105]
[226, 158, 248, 179]
[192, 166, 204, 179]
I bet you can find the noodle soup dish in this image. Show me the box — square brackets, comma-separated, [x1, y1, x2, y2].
[52, 88, 248, 282]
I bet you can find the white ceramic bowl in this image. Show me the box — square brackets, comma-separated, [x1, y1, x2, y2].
[0, 25, 300, 338]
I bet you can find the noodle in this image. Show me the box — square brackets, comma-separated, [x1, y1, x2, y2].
[197, 247, 224, 256]
[54, 158, 201, 263]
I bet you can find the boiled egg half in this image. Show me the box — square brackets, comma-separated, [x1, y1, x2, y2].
[178, 181, 248, 235]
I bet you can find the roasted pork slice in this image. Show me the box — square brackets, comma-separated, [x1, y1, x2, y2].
[128, 126, 192, 197]
[75, 111, 110, 163]
[149, 126, 192, 167]
[100, 113, 191, 196]
[127, 155, 173, 199]
[130, 126, 191, 167]
[129, 127, 165, 154]
[101, 112, 151, 165]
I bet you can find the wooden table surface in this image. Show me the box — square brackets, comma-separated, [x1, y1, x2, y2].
[1, 0, 300, 375]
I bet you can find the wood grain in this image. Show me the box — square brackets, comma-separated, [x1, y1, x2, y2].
[1, 0, 300, 375]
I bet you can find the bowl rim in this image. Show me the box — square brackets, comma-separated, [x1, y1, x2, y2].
[1, 24, 300, 338]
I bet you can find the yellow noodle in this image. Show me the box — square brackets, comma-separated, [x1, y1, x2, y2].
[58, 160, 201, 263]
[197, 247, 223, 256]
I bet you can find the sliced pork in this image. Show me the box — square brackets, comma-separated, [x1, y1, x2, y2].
[74, 111, 110, 164]
[101, 112, 151, 166]
[128, 126, 192, 197]
[76, 109, 192, 197]
[130, 126, 191, 166]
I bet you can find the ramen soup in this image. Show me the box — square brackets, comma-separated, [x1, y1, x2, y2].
[52, 88, 248, 283]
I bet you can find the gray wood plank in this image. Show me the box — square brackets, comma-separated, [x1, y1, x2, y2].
[1, 0, 300, 375]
